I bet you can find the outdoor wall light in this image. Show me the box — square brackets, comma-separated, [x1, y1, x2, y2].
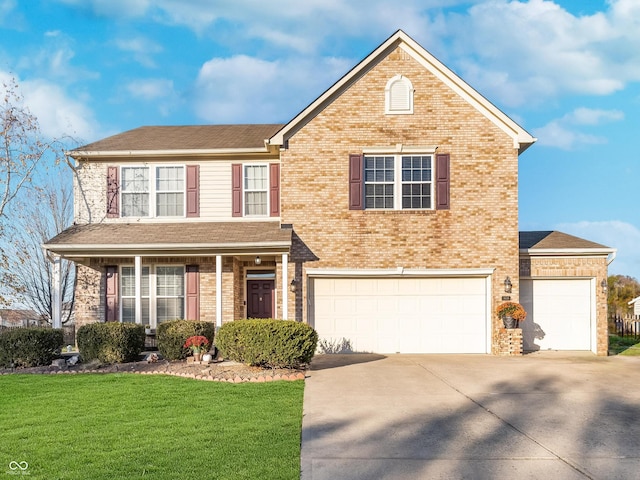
[255, 256, 261, 265]
[601, 279, 608, 293]
[290, 279, 297, 293]
[504, 276, 512, 293]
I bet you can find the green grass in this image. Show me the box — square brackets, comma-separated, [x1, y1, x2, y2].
[0, 374, 304, 480]
[609, 335, 640, 356]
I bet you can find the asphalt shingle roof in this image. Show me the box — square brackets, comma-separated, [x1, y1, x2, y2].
[519, 231, 610, 250]
[73, 124, 285, 152]
[45, 222, 292, 248]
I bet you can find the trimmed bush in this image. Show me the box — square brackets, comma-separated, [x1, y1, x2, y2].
[77, 323, 145, 363]
[0, 328, 64, 368]
[156, 320, 215, 361]
[216, 319, 318, 368]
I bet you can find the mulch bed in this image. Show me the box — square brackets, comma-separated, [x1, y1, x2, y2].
[0, 356, 307, 383]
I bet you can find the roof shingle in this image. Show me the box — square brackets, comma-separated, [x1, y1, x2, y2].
[519, 231, 610, 250]
[73, 124, 285, 153]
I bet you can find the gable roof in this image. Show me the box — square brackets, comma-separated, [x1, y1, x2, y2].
[71, 124, 284, 158]
[269, 30, 536, 154]
[519, 231, 615, 256]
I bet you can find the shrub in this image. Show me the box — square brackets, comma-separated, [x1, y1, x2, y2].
[0, 328, 64, 368]
[77, 323, 145, 363]
[157, 320, 215, 361]
[216, 319, 318, 368]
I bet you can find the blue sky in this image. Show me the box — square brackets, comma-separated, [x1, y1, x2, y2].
[1, 0, 638, 279]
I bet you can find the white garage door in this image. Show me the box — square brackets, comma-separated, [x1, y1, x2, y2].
[520, 279, 593, 351]
[310, 277, 489, 354]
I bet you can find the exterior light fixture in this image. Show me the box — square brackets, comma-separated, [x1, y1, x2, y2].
[504, 276, 512, 293]
[290, 279, 297, 293]
[255, 256, 261, 265]
[601, 279, 608, 293]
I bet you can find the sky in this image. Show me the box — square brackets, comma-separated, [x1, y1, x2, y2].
[1, 0, 638, 279]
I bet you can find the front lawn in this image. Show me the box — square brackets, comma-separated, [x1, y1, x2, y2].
[609, 335, 640, 356]
[0, 374, 304, 480]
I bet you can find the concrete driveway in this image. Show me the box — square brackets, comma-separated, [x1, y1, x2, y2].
[301, 352, 640, 480]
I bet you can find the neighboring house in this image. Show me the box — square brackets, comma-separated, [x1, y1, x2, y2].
[43, 30, 615, 355]
[0, 309, 44, 328]
[628, 297, 640, 316]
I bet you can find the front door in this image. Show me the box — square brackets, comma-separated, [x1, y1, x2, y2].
[247, 279, 275, 318]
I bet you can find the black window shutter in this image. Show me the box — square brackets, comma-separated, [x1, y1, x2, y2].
[349, 154, 364, 210]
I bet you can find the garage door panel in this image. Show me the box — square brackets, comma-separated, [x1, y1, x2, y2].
[312, 277, 488, 354]
[520, 279, 592, 351]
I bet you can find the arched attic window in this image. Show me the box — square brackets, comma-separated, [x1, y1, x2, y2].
[385, 75, 414, 114]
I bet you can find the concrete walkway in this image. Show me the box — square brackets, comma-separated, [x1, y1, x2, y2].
[301, 352, 640, 480]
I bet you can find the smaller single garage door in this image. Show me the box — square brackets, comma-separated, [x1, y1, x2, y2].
[309, 276, 489, 354]
[520, 279, 594, 351]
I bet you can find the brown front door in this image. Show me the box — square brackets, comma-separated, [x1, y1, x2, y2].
[247, 280, 275, 318]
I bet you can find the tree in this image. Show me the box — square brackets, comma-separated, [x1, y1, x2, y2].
[0, 76, 69, 307]
[2, 175, 76, 323]
[607, 275, 640, 316]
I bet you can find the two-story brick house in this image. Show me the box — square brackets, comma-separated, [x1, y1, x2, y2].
[44, 30, 615, 355]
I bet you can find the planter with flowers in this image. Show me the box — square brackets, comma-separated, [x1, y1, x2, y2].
[496, 302, 527, 329]
[183, 335, 210, 362]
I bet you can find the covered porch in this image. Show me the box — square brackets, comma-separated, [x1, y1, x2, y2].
[43, 222, 293, 329]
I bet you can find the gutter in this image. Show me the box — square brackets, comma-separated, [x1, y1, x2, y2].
[68, 146, 275, 158]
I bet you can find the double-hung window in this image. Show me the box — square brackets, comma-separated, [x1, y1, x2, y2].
[156, 266, 185, 322]
[119, 265, 185, 328]
[156, 166, 185, 216]
[121, 167, 150, 217]
[364, 154, 433, 209]
[120, 165, 185, 218]
[244, 165, 268, 216]
[121, 266, 150, 325]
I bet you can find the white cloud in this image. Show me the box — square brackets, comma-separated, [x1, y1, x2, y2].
[56, 0, 151, 18]
[1, 71, 98, 141]
[125, 79, 176, 116]
[532, 107, 624, 150]
[126, 78, 173, 100]
[114, 36, 163, 68]
[193, 54, 351, 123]
[556, 220, 640, 280]
[20, 79, 97, 140]
[440, 0, 640, 107]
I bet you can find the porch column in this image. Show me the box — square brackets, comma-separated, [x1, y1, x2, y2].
[216, 255, 222, 328]
[135, 256, 142, 324]
[51, 254, 62, 329]
[282, 253, 288, 320]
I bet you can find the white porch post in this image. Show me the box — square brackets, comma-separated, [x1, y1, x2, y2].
[216, 255, 222, 328]
[51, 254, 62, 329]
[135, 256, 142, 324]
[282, 253, 288, 320]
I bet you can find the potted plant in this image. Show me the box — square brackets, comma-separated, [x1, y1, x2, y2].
[183, 335, 210, 362]
[496, 302, 527, 329]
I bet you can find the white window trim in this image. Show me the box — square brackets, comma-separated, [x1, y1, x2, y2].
[119, 264, 186, 328]
[385, 75, 414, 115]
[243, 163, 270, 217]
[120, 164, 186, 219]
[364, 153, 434, 211]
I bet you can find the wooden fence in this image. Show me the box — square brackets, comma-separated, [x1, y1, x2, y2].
[610, 314, 640, 339]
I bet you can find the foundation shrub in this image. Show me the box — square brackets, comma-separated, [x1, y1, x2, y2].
[0, 327, 64, 368]
[156, 320, 215, 360]
[77, 323, 145, 363]
[216, 319, 318, 368]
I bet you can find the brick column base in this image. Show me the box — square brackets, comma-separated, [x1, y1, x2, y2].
[496, 328, 523, 356]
